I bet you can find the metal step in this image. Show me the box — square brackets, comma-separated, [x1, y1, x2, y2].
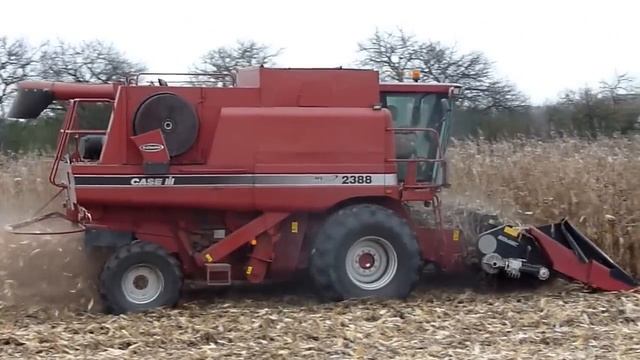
[205, 263, 231, 286]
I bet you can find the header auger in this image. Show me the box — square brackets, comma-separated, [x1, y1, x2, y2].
[4, 67, 637, 314]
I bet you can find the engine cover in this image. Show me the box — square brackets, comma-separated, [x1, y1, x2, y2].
[133, 93, 199, 157]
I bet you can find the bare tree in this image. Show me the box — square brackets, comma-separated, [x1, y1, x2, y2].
[28, 40, 147, 128]
[38, 39, 146, 83]
[559, 87, 602, 137]
[599, 72, 638, 104]
[356, 29, 528, 111]
[547, 72, 640, 139]
[191, 40, 282, 85]
[419, 42, 527, 110]
[356, 29, 425, 82]
[0, 36, 41, 117]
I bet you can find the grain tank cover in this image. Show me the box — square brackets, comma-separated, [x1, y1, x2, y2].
[235, 67, 381, 108]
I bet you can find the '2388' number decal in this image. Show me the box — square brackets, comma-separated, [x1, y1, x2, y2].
[341, 175, 373, 184]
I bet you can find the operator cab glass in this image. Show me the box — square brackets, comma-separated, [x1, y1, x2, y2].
[381, 92, 451, 183]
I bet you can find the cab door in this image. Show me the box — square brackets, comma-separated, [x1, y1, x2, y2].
[381, 92, 447, 183]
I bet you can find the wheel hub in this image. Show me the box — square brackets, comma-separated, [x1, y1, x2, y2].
[133, 274, 149, 290]
[121, 264, 165, 305]
[358, 253, 375, 269]
[345, 236, 398, 290]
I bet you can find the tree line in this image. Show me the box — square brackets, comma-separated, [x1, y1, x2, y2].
[1, 29, 639, 153]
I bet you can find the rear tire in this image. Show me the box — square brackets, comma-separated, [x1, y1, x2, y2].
[99, 241, 183, 314]
[309, 204, 423, 301]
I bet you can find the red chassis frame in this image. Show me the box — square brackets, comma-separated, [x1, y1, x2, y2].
[24, 68, 467, 284]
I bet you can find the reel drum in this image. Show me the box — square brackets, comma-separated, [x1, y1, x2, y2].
[133, 93, 199, 157]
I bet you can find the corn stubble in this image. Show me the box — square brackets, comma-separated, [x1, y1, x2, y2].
[1, 138, 640, 359]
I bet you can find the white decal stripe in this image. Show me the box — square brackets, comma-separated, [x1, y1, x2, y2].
[73, 173, 398, 188]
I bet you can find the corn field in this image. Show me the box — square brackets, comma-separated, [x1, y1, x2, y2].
[446, 136, 640, 276]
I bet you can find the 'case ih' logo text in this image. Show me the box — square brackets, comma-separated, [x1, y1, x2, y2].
[139, 143, 164, 152]
[130, 177, 175, 186]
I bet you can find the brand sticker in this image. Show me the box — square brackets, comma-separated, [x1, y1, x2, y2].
[139, 143, 164, 152]
[130, 176, 175, 185]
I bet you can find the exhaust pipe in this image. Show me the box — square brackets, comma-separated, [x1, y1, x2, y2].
[7, 80, 120, 119]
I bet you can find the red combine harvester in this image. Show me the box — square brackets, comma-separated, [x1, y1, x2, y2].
[5, 67, 638, 314]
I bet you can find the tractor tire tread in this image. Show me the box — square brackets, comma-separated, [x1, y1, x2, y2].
[310, 203, 422, 301]
[99, 241, 182, 314]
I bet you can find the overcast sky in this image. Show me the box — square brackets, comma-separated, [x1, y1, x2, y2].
[2, 0, 638, 104]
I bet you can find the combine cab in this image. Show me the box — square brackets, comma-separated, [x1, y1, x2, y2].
[5, 67, 637, 314]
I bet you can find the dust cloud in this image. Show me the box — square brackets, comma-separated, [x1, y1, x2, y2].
[0, 207, 107, 312]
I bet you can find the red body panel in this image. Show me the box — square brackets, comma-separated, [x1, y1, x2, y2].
[130, 129, 170, 167]
[71, 69, 403, 213]
[416, 228, 465, 271]
[237, 67, 380, 107]
[23, 67, 460, 286]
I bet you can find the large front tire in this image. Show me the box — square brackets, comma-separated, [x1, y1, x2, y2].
[309, 204, 423, 301]
[99, 241, 183, 314]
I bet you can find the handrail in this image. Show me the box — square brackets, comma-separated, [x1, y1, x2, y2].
[131, 72, 236, 86]
[386, 127, 441, 155]
[386, 126, 446, 189]
[63, 129, 108, 135]
[49, 98, 113, 188]
[49, 101, 78, 188]
[387, 158, 445, 163]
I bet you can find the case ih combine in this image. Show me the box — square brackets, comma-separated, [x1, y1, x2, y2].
[5, 67, 638, 314]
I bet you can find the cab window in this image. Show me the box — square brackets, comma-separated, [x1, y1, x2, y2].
[381, 92, 448, 183]
[382, 93, 443, 129]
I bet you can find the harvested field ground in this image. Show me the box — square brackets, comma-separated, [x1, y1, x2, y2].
[2, 138, 640, 359]
[1, 281, 640, 359]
